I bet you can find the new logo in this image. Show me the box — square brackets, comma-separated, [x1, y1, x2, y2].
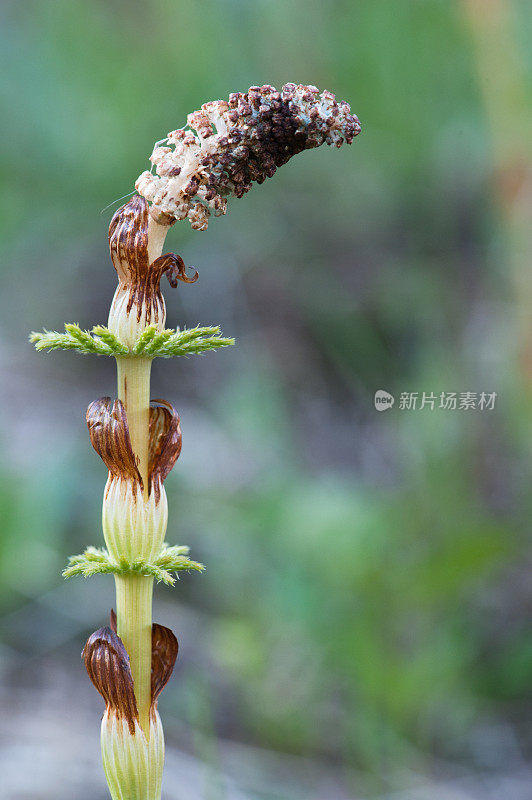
[374, 390, 395, 411]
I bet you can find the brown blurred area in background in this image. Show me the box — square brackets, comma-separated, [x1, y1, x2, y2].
[2, 1, 532, 798]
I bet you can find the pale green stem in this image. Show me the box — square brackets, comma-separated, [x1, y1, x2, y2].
[116, 356, 152, 491]
[114, 574, 153, 734]
[147, 215, 171, 264]
[115, 355, 154, 735]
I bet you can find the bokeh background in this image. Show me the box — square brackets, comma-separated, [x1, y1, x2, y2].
[2, 1, 532, 798]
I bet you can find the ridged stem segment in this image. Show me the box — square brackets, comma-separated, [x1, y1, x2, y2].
[114, 574, 154, 734]
[116, 357, 152, 494]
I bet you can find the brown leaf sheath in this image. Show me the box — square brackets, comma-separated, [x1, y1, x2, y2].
[148, 400, 182, 501]
[151, 623, 179, 713]
[109, 196, 198, 323]
[87, 397, 182, 498]
[87, 397, 143, 489]
[150, 252, 199, 286]
[83, 626, 139, 735]
[109, 195, 150, 289]
[109, 610, 178, 714]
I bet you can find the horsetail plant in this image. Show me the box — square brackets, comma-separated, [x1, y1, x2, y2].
[31, 84, 360, 799]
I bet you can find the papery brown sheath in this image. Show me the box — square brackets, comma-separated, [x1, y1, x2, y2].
[109, 195, 198, 324]
[148, 399, 182, 501]
[150, 623, 179, 714]
[84, 611, 180, 726]
[86, 397, 142, 488]
[83, 626, 139, 735]
[87, 396, 182, 499]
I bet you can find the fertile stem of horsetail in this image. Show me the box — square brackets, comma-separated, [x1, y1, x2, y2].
[31, 83, 360, 799]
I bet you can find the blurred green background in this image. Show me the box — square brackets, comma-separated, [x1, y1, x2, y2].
[2, 1, 532, 798]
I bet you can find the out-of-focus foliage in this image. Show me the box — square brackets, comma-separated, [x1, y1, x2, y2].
[2, 0, 532, 796]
